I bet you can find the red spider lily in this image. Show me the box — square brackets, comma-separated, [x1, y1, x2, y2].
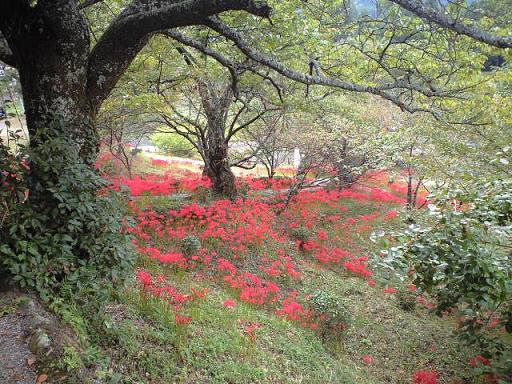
[217, 258, 237, 275]
[487, 318, 500, 329]
[150, 158, 169, 167]
[469, 355, 491, 368]
[317, 230, 328, 241]
[384, 210, 398, 220]
[223, 299, 235, 309]
[342, 257, 372, 279]
[362, 355, 373, 365]
[412, 370, 438, 384]
[126, 169, 414, 334]
[484, 374, 499, 384]
[175, 314, 192, 326]
[136, 270, 152, 286]
[244, 322, 262, 342]
[190, 288, 209, 299]
[383, 287, 397, 294]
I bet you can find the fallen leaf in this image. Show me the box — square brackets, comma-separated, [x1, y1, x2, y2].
[36, 374, 48, 383]
[27, 356, 36, 366]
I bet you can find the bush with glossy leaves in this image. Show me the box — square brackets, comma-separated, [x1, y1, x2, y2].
[0, 122, 135, 300]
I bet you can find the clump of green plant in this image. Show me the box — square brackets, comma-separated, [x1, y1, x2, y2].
[0, 128, 26, 229]
[382, 180, 512, 381]
[56, 346, 83, 372]
[290, 227, 311, 246]
[181, 235, 202, 256]
[0, 121, 135, 300]
[309, 290, 351, 340]
[151, 132, 195, 158]
[236, 182, 251, 199]
[396, 288, 417, 312]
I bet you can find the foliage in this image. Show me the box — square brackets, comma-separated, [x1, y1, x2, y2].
[289, 226, 311, 244]
[381, 180, 512, 378]
[0, 128, 26, 227]
[0, 122, 135, 299]
[180, 235, 202, 257]
[309, 290, 351, 340]
[151, 132, 196, 158]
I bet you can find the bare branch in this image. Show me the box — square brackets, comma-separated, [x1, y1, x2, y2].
[227, 107, 279, 141]
[161, 30, 236, 72]
[388, 0, 512, 49]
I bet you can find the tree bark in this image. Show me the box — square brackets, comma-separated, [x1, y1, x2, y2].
[203, 137, 237, 200]
[198, 80, 238, 199]
[2, 1, 98, 164]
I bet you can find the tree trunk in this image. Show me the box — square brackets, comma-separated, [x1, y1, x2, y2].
[198, 81, 237, 199]
[2, 6, 104, 235]
[203, 135, 237, 200]
[15, 15, 97, 165]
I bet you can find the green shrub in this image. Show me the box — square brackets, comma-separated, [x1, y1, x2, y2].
[151, 132, 196, 157]
[290, 227, 311, 244]
[309, 290, 351, 340]
[382, 181, 512, 378]
[0, 121, 135, 300]
[181, 235, 202, 257]
[396, 288, 417, 312]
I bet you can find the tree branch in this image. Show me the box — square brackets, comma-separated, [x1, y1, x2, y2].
[86, 0, 271, 109]
[227, 107, 278, 141]
[160, 29, 242, 97]
[203, 17, 446, 114]
[388, 0, 512, 49]
[161, 30, 236, 72]
[78, 0, 104, 10]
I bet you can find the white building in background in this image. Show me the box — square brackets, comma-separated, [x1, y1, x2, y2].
[133, 138, 159, 153]
[293, 147, 301, 169]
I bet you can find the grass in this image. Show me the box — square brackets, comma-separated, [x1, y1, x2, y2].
[89, 263, 477, 383]
[101, 283, 377, 384]
[54, 161, 488, 383]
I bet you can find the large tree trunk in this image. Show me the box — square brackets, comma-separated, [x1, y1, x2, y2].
[12, 4, 98, 165]
[203, 124, 237, 200]
[198, 81, 237, 199]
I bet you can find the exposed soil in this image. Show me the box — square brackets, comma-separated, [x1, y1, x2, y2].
[0, 286, 38, 384]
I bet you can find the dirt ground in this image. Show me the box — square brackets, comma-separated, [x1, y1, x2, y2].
[0, 287, 37, 384]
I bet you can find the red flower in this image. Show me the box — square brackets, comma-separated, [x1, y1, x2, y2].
[383, 287, 397, 294]
[469, 355, 490, 368]
[488, 318, 500, 329]
[136, 270, 152, 286]
[412, 370, 437, 384]
[191, 287, 209, 299]
[317, 231, 328, 241]
[384, 210, 398, 220]
[484, 374, 499, 384]
[362, 355, 373, 365]
[244, 322, 262, 342]
[223, 299, 235, 309]
[175, 314, 192, 326]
